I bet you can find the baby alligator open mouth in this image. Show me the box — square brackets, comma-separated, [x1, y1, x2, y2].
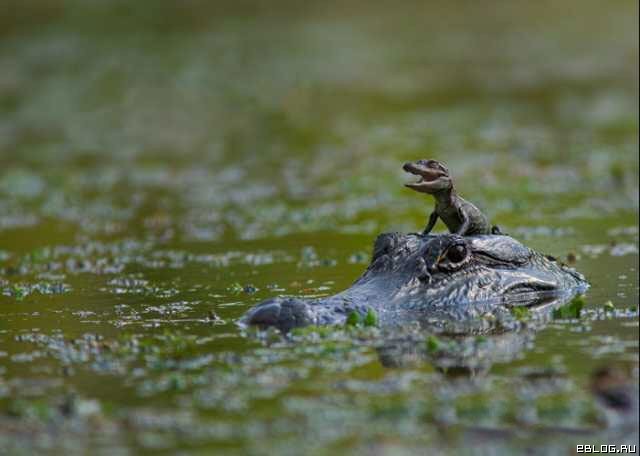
[403, 161, 442, 185]
[402, 160, 452, 193]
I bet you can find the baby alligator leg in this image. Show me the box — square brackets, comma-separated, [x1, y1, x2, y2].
[422, 211, 439, 236]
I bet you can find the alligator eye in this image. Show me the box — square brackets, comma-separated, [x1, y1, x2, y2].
[446, 244, 467, 263]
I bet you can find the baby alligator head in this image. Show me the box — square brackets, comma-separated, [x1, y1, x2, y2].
[240, 233, 588, 332]
[403, 159, 453, 194]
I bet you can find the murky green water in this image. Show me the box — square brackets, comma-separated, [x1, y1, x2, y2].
[1, 1, 638, 454]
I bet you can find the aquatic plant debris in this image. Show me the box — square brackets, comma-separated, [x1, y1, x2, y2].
[553, 295, 586, 320]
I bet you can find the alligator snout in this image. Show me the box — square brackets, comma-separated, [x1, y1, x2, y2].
[240, 297, 315, 332]
[402, 162, 415, 172]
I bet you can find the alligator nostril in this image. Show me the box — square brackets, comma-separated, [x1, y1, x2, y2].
[242, 298, 314, 332]
[245, 300, 282, 326]
[418, 271, 431, 283]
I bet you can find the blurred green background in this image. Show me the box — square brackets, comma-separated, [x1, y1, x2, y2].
[0, 0, 638, 454]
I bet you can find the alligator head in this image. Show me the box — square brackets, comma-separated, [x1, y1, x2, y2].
[403, 159, 453, 194]
[240, 233, 588, 333]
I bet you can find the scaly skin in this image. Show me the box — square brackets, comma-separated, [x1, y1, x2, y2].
[240, 232, 588, 332]
[403, 159, 495, 236]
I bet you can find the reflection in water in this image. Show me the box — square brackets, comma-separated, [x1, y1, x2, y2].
[377, 294, 573, 374]
[377, 330, 533, 375]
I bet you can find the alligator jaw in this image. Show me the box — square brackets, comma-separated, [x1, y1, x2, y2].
[403, 162, 441, 181]
[403, 161, 450, 193]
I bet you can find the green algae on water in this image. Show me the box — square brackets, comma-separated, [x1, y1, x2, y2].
[553, 295, 585, 319]
[363, 308, 378, 327]
[426, 335, 441, 353]
[346, 311, 361, 327]
[510, 306, 530, 321]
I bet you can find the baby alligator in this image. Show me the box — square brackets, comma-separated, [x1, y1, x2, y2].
[403, 159, 499, 236]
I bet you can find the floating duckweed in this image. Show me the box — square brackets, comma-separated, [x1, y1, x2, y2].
[348, 252, 369, 264]
[510, 306, 530, 321]
[553, 295, 585, 319]
[11, 284, 28, 300]
[343, 309, 378, 328]
[363, 308, 378, 327]
[227, 283, 243, 293]
[346, 311, 361, 327]
[243, 284, 258, 294]
[426, 335, 441, 353]
[5, 281, 70, 299]
[29, 247, 51, 263]
[291, 325, 338, 338]
[226, 283, 259, 294]
[168, 373, 188, 391]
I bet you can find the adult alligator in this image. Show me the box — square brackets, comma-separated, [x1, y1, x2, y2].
[241, 232, 588, 332]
